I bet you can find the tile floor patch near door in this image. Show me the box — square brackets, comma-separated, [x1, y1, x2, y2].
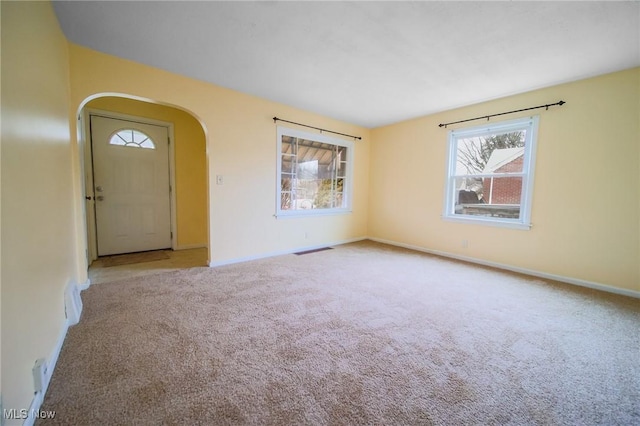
[101, 250, 170, 267]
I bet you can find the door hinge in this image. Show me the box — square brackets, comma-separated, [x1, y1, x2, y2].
[170, 232, 173, 239]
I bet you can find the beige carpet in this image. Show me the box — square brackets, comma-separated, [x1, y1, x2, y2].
[101, 250, 171, 267]
[39, 241, 639, 425]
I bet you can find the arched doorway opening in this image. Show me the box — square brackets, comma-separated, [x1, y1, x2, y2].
[77, 94, 209, 272]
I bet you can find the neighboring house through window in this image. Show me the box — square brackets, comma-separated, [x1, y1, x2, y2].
[443, 116, 539, 229]
[276, 126, 353, 217]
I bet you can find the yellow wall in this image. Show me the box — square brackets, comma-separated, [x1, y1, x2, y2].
[85, 97, 208, 249]
[0, 0, 3, 408]
[1, 0, 77, 418]
[0, 0, 3, 407]
[370, 68, 640, 292]
[69, 45, 371, 265]
[3, 1, 636, 418]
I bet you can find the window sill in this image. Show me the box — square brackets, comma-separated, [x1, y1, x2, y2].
[442, 215, 532, 230]
[276, 209, 352, 219]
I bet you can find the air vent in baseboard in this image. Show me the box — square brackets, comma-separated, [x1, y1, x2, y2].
[294, 247, 333, 256]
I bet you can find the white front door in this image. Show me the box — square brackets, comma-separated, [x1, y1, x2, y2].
[91, 115, 172, 256]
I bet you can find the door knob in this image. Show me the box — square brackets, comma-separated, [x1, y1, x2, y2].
[96, 195, 105, 201]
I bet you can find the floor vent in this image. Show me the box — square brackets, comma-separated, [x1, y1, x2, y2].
[294, 247, 333, 256]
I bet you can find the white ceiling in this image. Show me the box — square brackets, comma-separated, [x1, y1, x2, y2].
[53, 1, 640, 128]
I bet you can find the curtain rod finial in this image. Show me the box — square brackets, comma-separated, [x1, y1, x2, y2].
[558, 100, 566, 106]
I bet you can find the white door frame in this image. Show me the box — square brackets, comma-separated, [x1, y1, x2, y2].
[83, 108, 177, 261]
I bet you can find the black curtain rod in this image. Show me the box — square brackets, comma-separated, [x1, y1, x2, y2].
[273, 117, 362, 140]
[438, 100, 566, 128]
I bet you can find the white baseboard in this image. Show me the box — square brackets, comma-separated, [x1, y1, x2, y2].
[368, 237, 640, 299]
[22, 279, 85, 426]
[64, 281, 82, 326]
[23, 320, 68, 426]
[209, 237, 367, 268]
[78, 278, 91, 291]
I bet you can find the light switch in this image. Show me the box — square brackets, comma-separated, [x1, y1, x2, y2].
[216, 175, 224, 185]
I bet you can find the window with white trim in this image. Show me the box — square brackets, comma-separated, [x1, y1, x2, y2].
[109, 129, 155, 149]
[443, 116, 539, 229]
[276, 126, 353, 217]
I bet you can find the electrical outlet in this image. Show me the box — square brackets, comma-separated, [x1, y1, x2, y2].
[216, 175, 224, 185]
[461, 239, 468, 248]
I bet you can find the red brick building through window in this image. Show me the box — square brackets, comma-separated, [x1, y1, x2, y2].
[482, 148, 523, 204]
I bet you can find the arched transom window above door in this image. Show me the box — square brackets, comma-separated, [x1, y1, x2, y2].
[109, 129, 156, 149]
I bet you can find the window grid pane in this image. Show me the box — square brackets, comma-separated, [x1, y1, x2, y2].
[278, 130, 350, 213]
[109, 129, 156, 150]
[444, 117, 538, 227]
